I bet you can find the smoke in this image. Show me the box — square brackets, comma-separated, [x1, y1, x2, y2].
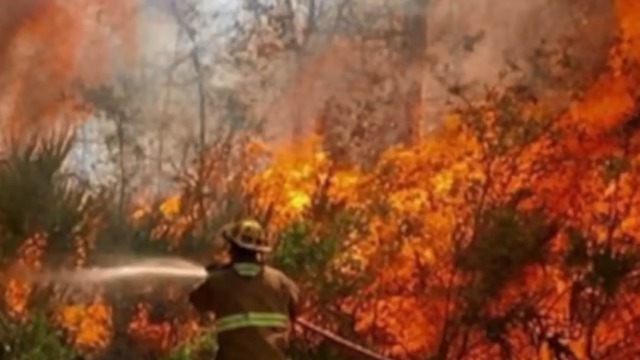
[66, 0, 617, 176]
[0, 0, 618, 142]
[0, 0, 45, 65]
[422, 0, 616, 120]
[260, 0, 616, 142]
[3, 0, 616, 181]
[0, 0, 138, 133]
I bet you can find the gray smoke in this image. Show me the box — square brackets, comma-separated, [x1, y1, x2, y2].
[254, 0, 616, 162]
[73, 0, 618, 182]
[422, 0, 616, 122]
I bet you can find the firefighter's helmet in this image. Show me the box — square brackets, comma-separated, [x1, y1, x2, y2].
[221, 219, 272, 253]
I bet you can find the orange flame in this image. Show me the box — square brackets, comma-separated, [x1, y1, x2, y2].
[4, 233, 46, 318]
[0, 0, 138, 134]
[57, 297, 112, 349]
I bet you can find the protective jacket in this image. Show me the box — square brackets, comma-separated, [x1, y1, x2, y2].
[189, 262, 300, 360]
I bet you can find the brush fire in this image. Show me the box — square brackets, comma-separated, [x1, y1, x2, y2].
[0, 0, 640, 359]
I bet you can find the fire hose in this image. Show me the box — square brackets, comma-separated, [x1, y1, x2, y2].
[296, 319, 393, 360]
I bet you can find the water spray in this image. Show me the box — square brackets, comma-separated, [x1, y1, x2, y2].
[40, 265, 206, 283]
[26, 257, 208, 285]
[25, 257, 392, 360]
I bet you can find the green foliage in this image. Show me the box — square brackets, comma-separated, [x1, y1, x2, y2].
[163, 346, 193, 360]
[443, 202, 562, 358]
[162, 330, 217, 360]
[601, 154, 630, 183]
[0, 134, 105, 262]
[589, 245, 638, 296]
[270, 215, 374, 357]
[94, 207, 172, 257]
[461, 88, 550, 155]
[273, 220, 338, 276]
[289, 339, 348, 360]
[456, 205, 557, 303]
[0, 312, 77, 360]
[565, 227, 590, 268]
[565, 228, 640, 297]
[273, 211, 371, 302]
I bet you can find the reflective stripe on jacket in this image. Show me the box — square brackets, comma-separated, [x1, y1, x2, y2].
[215, 312, 289, 333]
[189, 262, 300, 360]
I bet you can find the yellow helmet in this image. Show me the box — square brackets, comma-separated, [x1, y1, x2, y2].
[221, 219, 272, 253]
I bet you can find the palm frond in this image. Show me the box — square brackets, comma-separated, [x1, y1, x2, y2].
[0, 131, 105, 262]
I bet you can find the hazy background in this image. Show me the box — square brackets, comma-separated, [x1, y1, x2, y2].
[0, 0, 617, 190]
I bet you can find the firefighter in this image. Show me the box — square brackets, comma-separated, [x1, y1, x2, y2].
[189, 219, 300, 360]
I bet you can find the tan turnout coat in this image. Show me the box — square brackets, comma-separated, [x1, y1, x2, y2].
[189, 263, 300, 360]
